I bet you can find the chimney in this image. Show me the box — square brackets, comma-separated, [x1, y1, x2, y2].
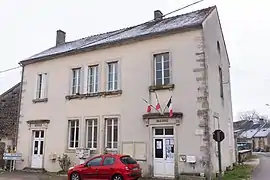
[56, 30, 66, 46]
[154, 10, 163, 21]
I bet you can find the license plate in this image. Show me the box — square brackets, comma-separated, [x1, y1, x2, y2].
[133, 167, 139, 171]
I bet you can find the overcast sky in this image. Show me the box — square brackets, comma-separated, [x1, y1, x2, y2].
[0, 0, 269, 120]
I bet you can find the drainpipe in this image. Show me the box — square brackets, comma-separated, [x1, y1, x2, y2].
[15, 64, 24, 150]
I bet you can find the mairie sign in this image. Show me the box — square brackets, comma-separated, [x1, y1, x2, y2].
[3, 153, 22, 160]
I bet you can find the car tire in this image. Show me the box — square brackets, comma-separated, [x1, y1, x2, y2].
[70, 172, 81, 180]
[112, 174, 123, 180]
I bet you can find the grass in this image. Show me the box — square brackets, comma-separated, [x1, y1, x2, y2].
[220, 164, 253, 180]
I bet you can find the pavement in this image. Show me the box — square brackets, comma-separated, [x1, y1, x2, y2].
[0, 171, 67, 180]
[251, 152, 270, 180]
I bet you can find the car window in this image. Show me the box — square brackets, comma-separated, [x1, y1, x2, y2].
[120, 156, 137, 164]
[103, 157, 115, 166]
[87, 157, 102, 167]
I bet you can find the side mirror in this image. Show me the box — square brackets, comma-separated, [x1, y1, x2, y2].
[84, 163, 89, 167]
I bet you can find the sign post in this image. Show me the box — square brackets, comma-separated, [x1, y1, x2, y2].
[213, 129, 225, 180]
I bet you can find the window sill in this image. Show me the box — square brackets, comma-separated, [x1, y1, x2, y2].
[65, 90, 122, 100]
[148, 84, 175, 92]
[65, 149, 76, 153]
[32, 98, 48, 103]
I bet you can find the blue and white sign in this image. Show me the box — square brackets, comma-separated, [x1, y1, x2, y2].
[3, 153, 22, 160]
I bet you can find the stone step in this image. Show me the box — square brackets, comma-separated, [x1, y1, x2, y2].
[21, 167, 46, 173]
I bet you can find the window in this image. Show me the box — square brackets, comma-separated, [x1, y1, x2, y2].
[154, 52, 170, 86]
[105, 118, 118, 150]
[68, 120, 79, 149]
[120, 156, 137, 164]
[35, 73, 47, 99]
[103, 157, 115, 166]
[87, 157, 102, 167]
[219, 66, 224, 99]
[107, 62, 118, 91]
[86, 119, 98, 149]
[217, 41, 221, 56]
[71, 68, 81, 95]
[87, 65, 99, 93]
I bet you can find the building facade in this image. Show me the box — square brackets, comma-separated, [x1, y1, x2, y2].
[16, 6, 235, 178]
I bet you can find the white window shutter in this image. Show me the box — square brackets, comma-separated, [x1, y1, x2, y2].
[105, 63, 108, 91]
[80, 68, 84, 94]
[40, 74, 45, 99]
[69, 70, 73, 95]
[97, 65, 100, 92]
[83, 66, 88, 94]
[43, 73, 48, 98]
[117, 61, 121, 90]
[34, 75, 38, 99]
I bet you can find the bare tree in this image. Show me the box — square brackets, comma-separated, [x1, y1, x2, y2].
[238, 110, 260, 121]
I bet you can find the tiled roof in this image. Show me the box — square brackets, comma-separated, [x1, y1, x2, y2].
[20, 6, 215, 64]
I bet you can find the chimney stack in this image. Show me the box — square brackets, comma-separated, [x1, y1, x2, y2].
[56, 30, 66, 46]
[154, 10, 163, 21]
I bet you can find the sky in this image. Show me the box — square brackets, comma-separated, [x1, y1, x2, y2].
[0, 0, 269, 120]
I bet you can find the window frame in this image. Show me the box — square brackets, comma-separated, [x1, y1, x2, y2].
[68, 119, 80, 149]
[153, 52, 171, 86]
[103, 156, 116, 166]
[86, 156, 103, 167]
[87, 65, 99, 93]
[71, 68, 82, 95]
[85, 119, 98, 150]
[218, 66, 224, 99]
[105, 118, 119, 150]
[35, 73, 47, 99]
[106, 61, 119, 91]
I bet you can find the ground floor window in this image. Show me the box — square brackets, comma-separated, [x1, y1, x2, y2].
[105, 118, 118, 150]
[68, 120, 79, 149]
[86, 119, 98, 149]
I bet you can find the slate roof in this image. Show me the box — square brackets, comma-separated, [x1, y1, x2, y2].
[239, 128, 261, 139]
[254, 123, 270, 137]
[20, 6, 215, 65]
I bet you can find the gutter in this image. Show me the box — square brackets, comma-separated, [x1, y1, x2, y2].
[15, 64, 24, 150]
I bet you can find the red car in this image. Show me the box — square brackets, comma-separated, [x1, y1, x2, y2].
[68, 154, 142, 180]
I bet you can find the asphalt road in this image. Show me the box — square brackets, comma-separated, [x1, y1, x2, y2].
[252, 152, 270, 180]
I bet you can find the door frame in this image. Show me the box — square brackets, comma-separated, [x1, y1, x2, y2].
[152, 126, 175, 178]
[31, 129, 45, 168]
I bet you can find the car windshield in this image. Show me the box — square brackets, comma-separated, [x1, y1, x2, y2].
[120, 156, 137, 164]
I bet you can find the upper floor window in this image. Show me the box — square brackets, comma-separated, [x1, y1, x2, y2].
[71, 68, 81, 95]
[107, 62, 118, 91]
[35, 73, 48, 99]
[154, 52, 170, 86]
[219, 66, 224, 99]
[87, 65, 99, 93]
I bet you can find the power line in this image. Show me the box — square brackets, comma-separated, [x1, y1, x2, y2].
[163, 0, 205, 17]
[0, 66, 21, 74]
[0, 0, 206, 75]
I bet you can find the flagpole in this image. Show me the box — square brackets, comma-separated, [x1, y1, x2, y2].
[141, 97, 160, 113]
[163, 96, 172, 114]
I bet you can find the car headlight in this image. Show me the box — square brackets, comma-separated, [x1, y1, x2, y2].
[68, 167, 74, 170]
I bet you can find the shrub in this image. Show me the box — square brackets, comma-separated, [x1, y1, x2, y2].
[57, 153, 71, 172]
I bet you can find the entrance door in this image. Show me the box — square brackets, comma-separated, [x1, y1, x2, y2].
[153, 127, 174, 177]
[31, 130, 44, 168]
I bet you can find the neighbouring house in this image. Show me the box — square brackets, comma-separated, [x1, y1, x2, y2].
[237, 123, 265, 150]
[0, 83, 21, 166]
[16, 6, 235, 178]
[253, 123, 270, 150]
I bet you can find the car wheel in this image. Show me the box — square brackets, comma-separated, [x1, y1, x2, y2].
[112, 174, 123, 180]
[71, 172, 81, 180]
